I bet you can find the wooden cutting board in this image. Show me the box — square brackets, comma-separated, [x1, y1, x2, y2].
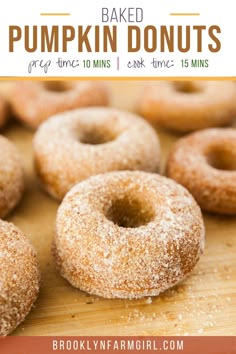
[0, 81, 235, 336]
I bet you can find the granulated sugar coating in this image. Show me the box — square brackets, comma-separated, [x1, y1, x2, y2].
[33, 107, 161, 200]
[0, 135, 24, 218]
[8, 81, 109, 129]
[0, 220, 40, 335]
[137, 81, 236, 133]
[166, 128, 236, 214]
[54, 171, 205, 299]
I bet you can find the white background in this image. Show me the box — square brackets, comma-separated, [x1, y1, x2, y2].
[0, 0, 235, 78]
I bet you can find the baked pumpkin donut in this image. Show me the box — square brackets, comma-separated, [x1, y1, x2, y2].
[33, 107, 161, 200]
[0, 136, 24, 218]
[0, 220, 40, 335]
[9, 80, 109, 129]
[0, 94, 8, 129]
[54, 171, 205, 299]
[166, 128, 236, 214]
[138, 81, 236, 132]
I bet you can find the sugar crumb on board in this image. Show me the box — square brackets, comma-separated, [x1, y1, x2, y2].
[114, 270, 233, 335]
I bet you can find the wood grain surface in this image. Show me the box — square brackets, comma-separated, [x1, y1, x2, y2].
[0, 81, 235, 336]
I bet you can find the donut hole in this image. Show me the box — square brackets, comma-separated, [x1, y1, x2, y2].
[43, 81, 73, 92]
[173, 81, 201, 94]
[79, 127, 117, 145]
[207, 146, 236, 171]
[106, 196, 155, 228]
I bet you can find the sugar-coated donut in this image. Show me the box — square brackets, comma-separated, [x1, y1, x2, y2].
[54, 171, 205, 299]
[0, 94, 8, 129]
[33, 107, 161, 200]
[166, 128, 236, 214]
[138, 81, 236, 132]
[0, 220, 40, 335]
[9, 80, 109, 129]
[0, 136, 24, 218]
